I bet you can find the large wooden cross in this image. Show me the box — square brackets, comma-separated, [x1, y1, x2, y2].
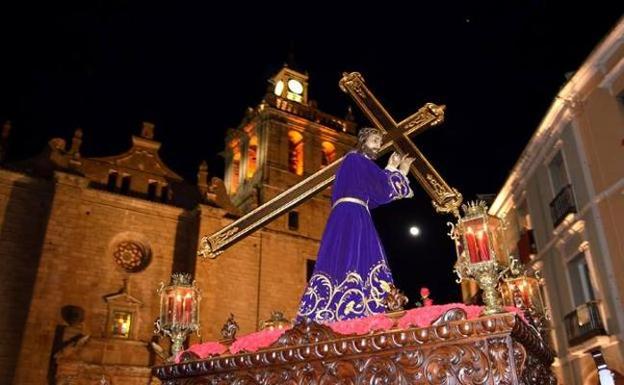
[198, 72, 462, 259]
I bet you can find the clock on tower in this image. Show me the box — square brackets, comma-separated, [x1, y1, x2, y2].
[271, 66, 309, 104]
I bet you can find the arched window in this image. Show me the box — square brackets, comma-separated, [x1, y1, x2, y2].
[321, 141, 336, 167]
[230, 143, 241, 193]
[288, 131, 304, 176]
[246, 135, 258, 179]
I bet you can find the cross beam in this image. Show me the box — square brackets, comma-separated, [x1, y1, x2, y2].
[339, 72, 462, 217]
[198, 73, 459, 259]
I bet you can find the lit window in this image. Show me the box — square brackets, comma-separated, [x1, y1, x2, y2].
[111, 310, 132, 338]
[321, 141, 336, 167]
[230, 140, 241, 192]
[247, 135, 258, 179]
[288, 131, 304, 175]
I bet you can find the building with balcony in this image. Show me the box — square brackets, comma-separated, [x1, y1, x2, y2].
[487, 17, 624, 385]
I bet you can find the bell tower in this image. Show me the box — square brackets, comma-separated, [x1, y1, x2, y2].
[223, 65, 357, 236]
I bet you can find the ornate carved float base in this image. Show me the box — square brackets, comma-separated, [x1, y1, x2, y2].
[153, 312, 557, 385]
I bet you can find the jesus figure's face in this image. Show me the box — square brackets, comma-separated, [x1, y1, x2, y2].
[362, 133, 383, 159]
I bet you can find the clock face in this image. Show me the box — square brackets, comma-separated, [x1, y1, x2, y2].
[287, 79, 303, 95]
[274, 80, 284, 96]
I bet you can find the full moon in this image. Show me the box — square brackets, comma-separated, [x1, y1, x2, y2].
[409, 226, 421, 236]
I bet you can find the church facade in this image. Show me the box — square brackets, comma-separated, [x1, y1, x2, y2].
[0, 66, 356, 385]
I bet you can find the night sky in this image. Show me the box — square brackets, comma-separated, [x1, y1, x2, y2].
[1, 3, 622, 305]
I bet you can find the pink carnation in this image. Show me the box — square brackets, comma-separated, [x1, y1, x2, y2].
[229, 328, 289, 354]
[174, 341, 228, 363]
[328, 314, 395, 335]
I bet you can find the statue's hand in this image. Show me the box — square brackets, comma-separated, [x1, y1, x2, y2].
[386, 152, 402, 170]
[399, 156, 415, 175]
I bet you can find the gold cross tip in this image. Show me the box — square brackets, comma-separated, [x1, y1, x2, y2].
[425, 103, 446, 125]
[339, 72, 364, 92]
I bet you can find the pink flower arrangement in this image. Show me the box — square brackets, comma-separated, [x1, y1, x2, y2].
[397, 303, 526, 329]
[174, 341, 228, 363]
[328, 314, 395, 335]
[176, 305, 528, 362]
[420, 287, 430, 298]
[398, 303, 492, 328]
[229, 327, 290, 354]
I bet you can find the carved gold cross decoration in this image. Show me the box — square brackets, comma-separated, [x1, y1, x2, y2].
[198, 72, 462, 259]
[339, 72, 462, 216]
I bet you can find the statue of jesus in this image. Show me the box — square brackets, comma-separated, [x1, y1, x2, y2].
[297, 127, 415, 322]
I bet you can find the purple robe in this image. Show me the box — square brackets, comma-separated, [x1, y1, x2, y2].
[297, 151, 413, 322]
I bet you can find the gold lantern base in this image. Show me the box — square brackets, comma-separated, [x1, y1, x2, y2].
[470, 261, 506, 316]
[170, 331, 187, 361]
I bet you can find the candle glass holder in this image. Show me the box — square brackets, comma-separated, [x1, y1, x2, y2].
[449, 201, 508, 316]
[500, 257, 550, 339]
[155, 273, 201, 359]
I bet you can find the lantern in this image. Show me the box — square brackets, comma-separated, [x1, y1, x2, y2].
[259, 311, 292, 331]
[450, 201, 508, 315]
[155, 273, 201, 359]
[501, 275, 544, 312]
[500, 257, 550, 338]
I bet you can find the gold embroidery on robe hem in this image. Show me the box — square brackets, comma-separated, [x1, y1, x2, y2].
[297, 261, 392, 323]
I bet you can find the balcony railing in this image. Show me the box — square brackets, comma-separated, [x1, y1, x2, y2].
[549, 184, 577, 227]
[563, 300, 607, 347]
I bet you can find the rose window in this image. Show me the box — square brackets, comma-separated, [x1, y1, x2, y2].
[112, 241, 151, 272]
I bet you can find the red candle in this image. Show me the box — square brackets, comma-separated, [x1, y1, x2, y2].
[175, 294, 183, 323]
[521, 280, 531, 306]
[183, 293, 193, 325]
[476, 230, 491, 261]
[465, 228, 480, 263]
